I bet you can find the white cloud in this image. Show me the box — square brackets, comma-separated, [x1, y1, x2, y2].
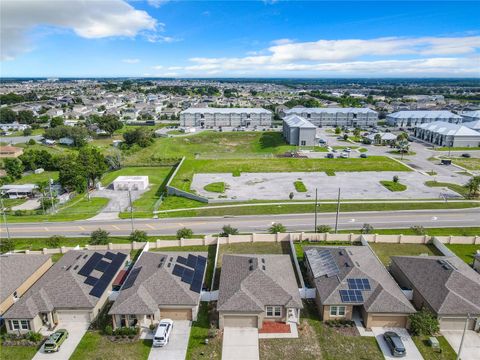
[147, 0, 170, 8]
[1, 0, 157, 60]
[145, 34, 179, 43]
[152, 65, 164, 70]
[122, 58, 140, 64]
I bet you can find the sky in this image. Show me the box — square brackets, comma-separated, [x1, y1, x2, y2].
[1, 0, 479, 78]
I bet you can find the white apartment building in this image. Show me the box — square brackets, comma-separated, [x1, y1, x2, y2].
[180, 107, 272, 127]
[282, 108, 378, 127]
[387, 110, 462, 127]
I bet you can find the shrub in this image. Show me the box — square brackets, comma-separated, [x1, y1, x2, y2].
[335, 127, 341, 134]
[220, 224, 239, 237]
[104, 325, 113, 336]
[269, 223, 286, 234]
[409, 308, 439, 336]
[27, 138, 36, 145]
[26, 331, 43, 342]
[0, 238, 15, 253]
[316, 225, 332, 233]
[89, 228, 110, 245]
[361, 223, 374, 234]
[129, 230, 148, 242]
[343, 134, 348, 141]
[393, 175, 399, 183]
[176, 227, 193, 239]
[46, 235, 65, 248]
[289, 192, 294, 200]
[410, 226, 426, 235]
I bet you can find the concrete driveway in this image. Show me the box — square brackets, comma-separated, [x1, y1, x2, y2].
[443, 330, 480, 360]
[148, 320, 191, 360]
[222, 327, 259, 360]
[33, 321, 89, 360]
[371, 327, 423, 360]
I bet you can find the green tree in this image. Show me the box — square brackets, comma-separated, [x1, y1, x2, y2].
[46, 235, 65, 248]
[4, 158, 24, 179]
[129, 230, 148, 242]
[16, 110, 36, 124]
[220, 224, 239, 237]
[23, 128, 33, 136]
[374, 133, 382, 145]
[95, 114, 123, 136]
[316, 225, 332, 233]
[464, 176, 480, 198]
[353, 128, 361, 138]
[90, 228, 110, 245]
[77, 147, 107, 187]
[0, 107, 16, 123]
[58, 154, 87, 192]
[0, 238, 15, 253]
[361, 223, 374, 234]
[410, 226, 426, 235]
[393, 175, 399, 183]
[50, 116, 64, 128]
[269, 223, 286, 234]
[123, 128, 153, 147]
[335, 126, 341, 134]
[176, 227, 193, 239]
[409, 308, 439, 336]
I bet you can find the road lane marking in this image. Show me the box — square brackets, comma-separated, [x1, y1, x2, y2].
[145, 224, 155, 229]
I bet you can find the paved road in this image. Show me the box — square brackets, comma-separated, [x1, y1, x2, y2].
[2, 208, 479, 237]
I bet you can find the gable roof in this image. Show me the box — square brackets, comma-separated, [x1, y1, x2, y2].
[388, 110, 462, 119]
[463, 120, 480, 131]
[283, 115, 316, 129]
[4, 250, 128, 319]
[181, 107, 271, 114]
[391, 256, 480, 315]
[417, 121, 480, 137]
[285, 107, 376, 115]
[305, 246, 415, 314]
[109, 252, 207, 315]
[217, 254, 302, 312]
[0, 254, 51, 306]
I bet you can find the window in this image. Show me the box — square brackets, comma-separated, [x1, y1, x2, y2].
[20, 320, 30, 330]
[10, 320, 20, 330]
[9, 320, 30, 330]
[301, 140, 306, 146]
[266, 306, 282, 317]
[330, 306, 346, 317]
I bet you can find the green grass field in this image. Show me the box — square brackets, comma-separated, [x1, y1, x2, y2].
[380, 180, 407, 192]
[445, 244, 480, 265]
[342, 227, 480, 236]
[204, 182, 227, 193]
[370, 243, 442, 266]
[170, 156, 410, 192]
[412, 336, 457, 360]
[0, 343, 38, 360]
[186, 302, 222, 360]
[13, 171, 59, 184]
[294, 180, 307, 192]
[452, 157, 480, 170]
[425, 180, 469, 198]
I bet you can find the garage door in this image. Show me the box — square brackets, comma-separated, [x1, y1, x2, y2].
[440, 317, 475, 331]
[369, 315, 407, 328]
[223, 316, 258, 328]
[57, 311, 91, 323]
[160, 308, 192, 320]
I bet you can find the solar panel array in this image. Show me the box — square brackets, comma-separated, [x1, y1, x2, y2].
[306, 249, 340, 278]
[171, 254, 207, 293]
[339, 289, 364, 303]
[77, 251, 127, 298]
[347, 278, 371, 290]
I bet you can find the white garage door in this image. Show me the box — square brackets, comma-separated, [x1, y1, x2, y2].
[440, 317, 475, 331]
[223, 316, 258, 328]
[57, 311, 91, 324]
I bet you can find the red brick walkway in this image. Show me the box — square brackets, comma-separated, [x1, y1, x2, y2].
[259, 322, 291, 334]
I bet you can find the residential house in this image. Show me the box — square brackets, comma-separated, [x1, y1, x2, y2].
[0, 145, 24, 158]
[0, 254, 52, 316]
[109, 251, 207, 328]
[217, 254, 302, 329]
[3, 250, 129, 334]
[390, 255, 480, 331]
[304, 246, 416, 329]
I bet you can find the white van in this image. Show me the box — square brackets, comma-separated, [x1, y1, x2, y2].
[153, 319, 173, 347]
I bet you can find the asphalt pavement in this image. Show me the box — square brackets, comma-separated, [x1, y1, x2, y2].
[2, 208, 479, 238]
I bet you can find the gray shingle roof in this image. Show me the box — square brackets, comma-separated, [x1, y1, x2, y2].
[217, 254, 302, 312]
[109, 252, 206, 315]
[305, 246, 415, 314]
[388, 110, 462, 119]
[285, 107, 376, 114]
[417, 121, 480, 136]
[283, 115, 316, 128]
[3, 250, 128, 319]
[181, 107, 271, 114]
[0, 254, 51, 306]
[391, 256, 480, 315]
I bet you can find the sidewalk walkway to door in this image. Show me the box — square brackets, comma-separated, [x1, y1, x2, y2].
[222, 327, 259, 360]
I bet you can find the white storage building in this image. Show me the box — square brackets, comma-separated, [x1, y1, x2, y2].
[387, 110, 462, 127]
[112, 176, 149, 191]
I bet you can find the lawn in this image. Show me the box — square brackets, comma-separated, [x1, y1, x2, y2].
[170, 156, 411, 192]
[6, 196, 109, 223]
[13, 171, 59, 184]
[158, 201, 480, 218]
[102, 166, 174, 217]
[186, 302, 222, 360]
[425, 181, 469, 198]
[294, 180, 307, 192]
[10, 236, 133, 251]
[436, 146, 480, 151]
[342, 227, 480, 237]
[445, 244, 480, 265]
[0, 343, 38, 360]
[412, 335, 457, 360]
[369, 243, 442, 266]
[452, 157, 480, 171]
[69, 331, 152, 360]
[204, 182, 227, 193]
[380, 180, 407, 192]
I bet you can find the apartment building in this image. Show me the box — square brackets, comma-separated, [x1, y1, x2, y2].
[283, 108, 378, 127]
[180, 107, 272, 127]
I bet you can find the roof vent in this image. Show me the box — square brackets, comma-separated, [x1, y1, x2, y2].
[76, 255, 82, 260]
[73, 265, 79, 270]
[355, 261, 360, 267]
[249, 265, 254, 271]
[65, 265, 71, 271]
[83, 254, 88, 259]
[249, 258, 253, 264]
[261, 258, 265, 264]
[262, 265, 266, 270]
[339, 250, 344, 256]
[344, 262, 350, 267]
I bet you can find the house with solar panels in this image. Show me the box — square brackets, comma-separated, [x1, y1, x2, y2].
[304, 246, 415, 329]
[109, 251, 207, 328]
[217, 254, 303, 329]
[3, 250, 129, 334]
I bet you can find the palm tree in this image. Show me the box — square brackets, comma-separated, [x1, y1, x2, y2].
[374, 133, 382, 145]
[464, 176, 480, 198]
[36, 180, 49, 214]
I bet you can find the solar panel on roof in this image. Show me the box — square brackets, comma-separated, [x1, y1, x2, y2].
[89, 253, 127, 297]
[95, 260, 110, 272]
[307, 249, 340, 278]
[182, 268, 194, 284]
[177, 256, 188, 266]
[347, 278, 371, 290]
[78, 252, 103, 276]
[197, 256, 207, 267]
[84, 276, 98, 286]
[339, 289, 364, 303]
[122, 266, 141, 290]
[172, 264, 186, 277]
[190, 279, 202, 293]
[186, 254, 197, 268]
[90, 279, 108, 298]
[104, 252, 116, 260]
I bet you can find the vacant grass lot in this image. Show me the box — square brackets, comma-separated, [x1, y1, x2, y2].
[425, 180, 469, 198]
[102, 166, 173, 217]
[452, 157, 480, 170]
[380, 180, 407, 192]
[69, 331, 152, 360]
[13, 170, 59, 184]
[445, 244, 480, 265]
[171, 156, 410, 192]
[0, 343, 38, 360]
[369, 243, 442, 266]
[412, 335, 457, 360]
[158, 201, 479, 218]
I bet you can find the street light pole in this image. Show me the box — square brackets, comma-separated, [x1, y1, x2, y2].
[314, 188, 318, 232]
[0, 195, 11, 241]
[128, 190, 134, 233]
[456, 313, 471, 360]
[334, 188, 341, 233]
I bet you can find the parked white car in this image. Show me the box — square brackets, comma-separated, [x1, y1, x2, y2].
[153, 319, 173, 347]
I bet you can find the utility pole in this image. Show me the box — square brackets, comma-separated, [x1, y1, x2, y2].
[456, 314, 471, 360]
[0, 195, 11, 241]
[334, 188, 341, 233]
[128, 190, 134, 233]
[49, 179, 56, 213]
[314, 188, 318, 232]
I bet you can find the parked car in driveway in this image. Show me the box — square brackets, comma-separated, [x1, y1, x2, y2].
[462, 153, 471, 158]
[383, 331, 406, 357]
[153, 319, 173, 347]
[43, 329, 68, 353]
[360, 153, 368, 158]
